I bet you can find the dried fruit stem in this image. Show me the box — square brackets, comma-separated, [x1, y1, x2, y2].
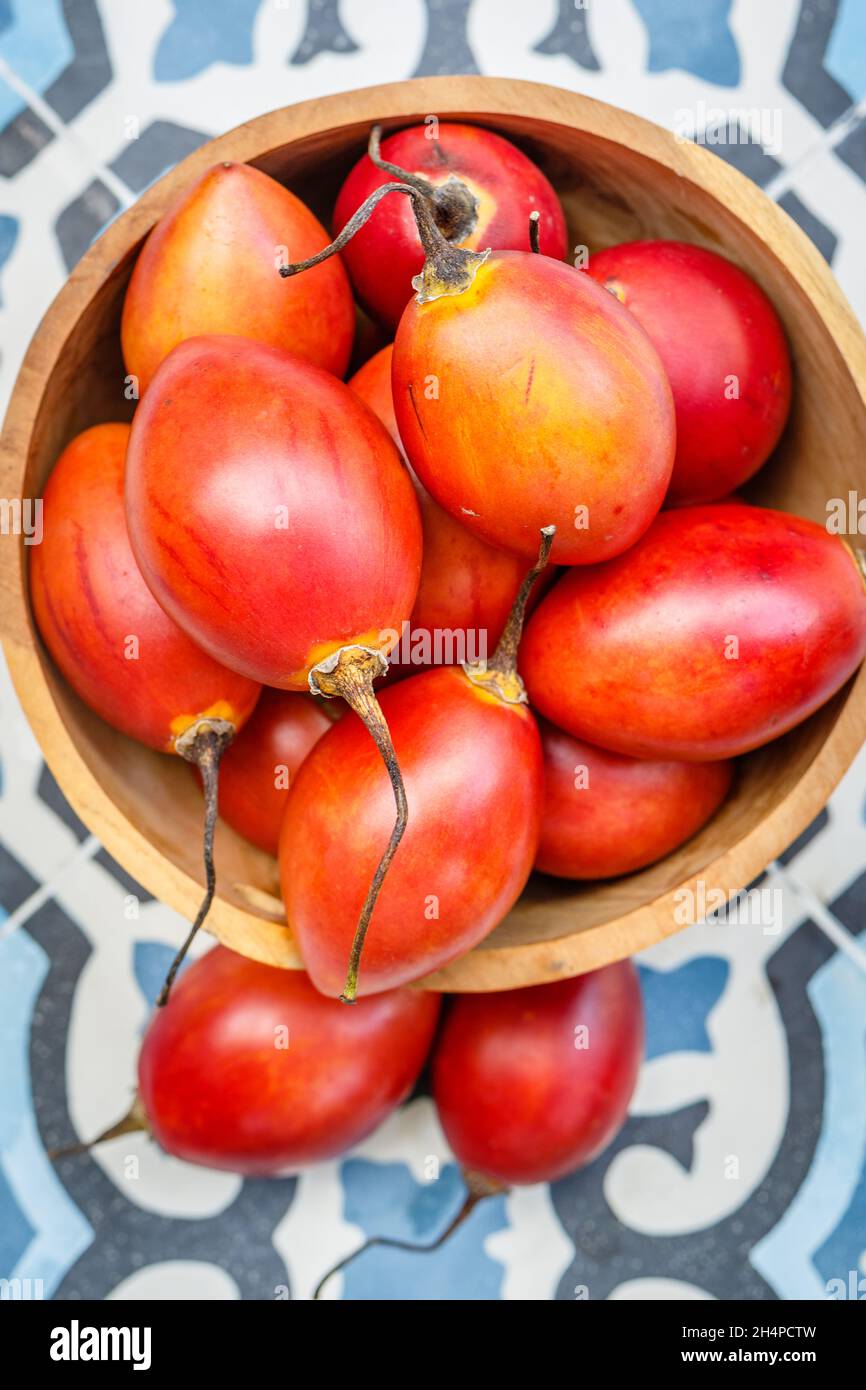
[157, 718, 235, 1008]
[463, 526, 555, 705]
[489, 525, 555, 675]
[48, 1095, 148, 1160]
[367, 124, 479, 242]
[313, 1169, 505, 1299]
[309, 646, 407, 1003]
[279, 181, 489, 305]
[529, 210, 540, 254]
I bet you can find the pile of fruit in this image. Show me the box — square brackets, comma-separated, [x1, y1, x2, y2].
[35, 122, 866, 1260]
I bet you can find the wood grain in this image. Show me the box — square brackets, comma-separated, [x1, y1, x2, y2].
[2, 77, 865, 991]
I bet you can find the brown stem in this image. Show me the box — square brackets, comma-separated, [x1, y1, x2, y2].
[157, 719, 235, 1008]
[529, 210, 541, 254]
[367, 124, 479, 243]
[488, 525, 555, 675]
[309, 646, 407, 1003]
[367, 123, 437, 198]
[48, 1095, 148, 1161]
[462, 526, 555, 705]
[313, 1169, 505, 1300]
[279, 181, 490, 306]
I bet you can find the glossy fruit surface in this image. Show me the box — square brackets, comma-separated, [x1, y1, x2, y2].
[333, 122, 568, 329]
[138, 945, 441, 1176]
[536, 720, 733, 878]
[347, 345, 402, 446]
[393, 251, 675, 564]
[522, 503, 866, 760]
[432, 962, 643, 1185]
[122, 161, 354, 393]
[586, 240, 792, 506]
[349, 345, 537, 670]
[29, 423, 259, 753]
[209, 690, 333, 855]
[280, 665, 543, 996]
[125, 335, 422, 689]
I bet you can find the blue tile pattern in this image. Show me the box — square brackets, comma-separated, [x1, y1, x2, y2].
[1, 0, 866, 1301]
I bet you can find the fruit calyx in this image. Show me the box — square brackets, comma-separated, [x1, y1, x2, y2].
[313, 1167, 508, 1299]
[462, 525, 556, 706]
[309, 645, 407, 1004]
[48, 1094, 149, 1161]
[367, 124, 480, 245]
[159, 717, 237, 1007]
[279, 179, 490, 306]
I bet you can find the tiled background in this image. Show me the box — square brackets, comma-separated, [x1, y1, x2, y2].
[1, 0, 865, 1301]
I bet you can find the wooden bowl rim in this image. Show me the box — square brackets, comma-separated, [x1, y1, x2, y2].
[3, 75, 866, 991]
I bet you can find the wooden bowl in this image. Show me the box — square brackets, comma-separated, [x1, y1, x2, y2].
[3, 77, 865, 992]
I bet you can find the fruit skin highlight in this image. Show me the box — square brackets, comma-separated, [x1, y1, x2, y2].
[349, 344, 546, 671]
[204, 690, 333, 856]
[125, 334, 423, 690]
[432, 962, 643, 1186]
[333, 122, 568, 330]
[585, 240, 792, 506]
[122, 161, 355, 393]
[392, 250, 675, 565]
[522, 503, 866, 761]
[137, 946, 441, 1176]
[535, 720, 733, 879]
[29, 422, 259, 753]
[280, 665, 544, 998]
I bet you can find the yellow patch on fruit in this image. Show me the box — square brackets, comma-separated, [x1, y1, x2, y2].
[169, 700, 239, 747]
[286, 629, 398, 689]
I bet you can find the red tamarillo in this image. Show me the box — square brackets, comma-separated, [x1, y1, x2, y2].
[433, 961, 643, 1184]
[314, 962, 643, 1296]
[200, 689, 334, 857]
[124, 334, 423, 1001]
[349, 343, 550, 672]
[281, 529, 555, 999]
[29, 423, 261, 1002]
[122, 161, 354, 392]
[334, 123, 567, 329]
[585, 240, 792, 505]
[281, 182, 675, 566]
[522, 503, 866, 760]
[52, 946, 440, 1176]
[536, 721, 733, 879]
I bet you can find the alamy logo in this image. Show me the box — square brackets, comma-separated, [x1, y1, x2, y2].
[49, 1320, 152, 1371]
[0, 1277, 44, 1299]
[825, 1270, 866, 1300]
[0, 497, 42, 545]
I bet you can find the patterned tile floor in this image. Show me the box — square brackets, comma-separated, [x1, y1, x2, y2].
[1, 0, 865, 1301]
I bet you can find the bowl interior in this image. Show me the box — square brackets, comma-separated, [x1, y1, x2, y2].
[20, 108, 866, 956]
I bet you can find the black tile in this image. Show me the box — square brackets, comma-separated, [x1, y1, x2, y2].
[778, 808, 830, 865]
[0, 107, 54, 178]
[36, 765, 89, 844]
[412, 0, 479, 77]
[533, 0, 600, 71]
[54, 177, 120, 271]
[782, 0, 852, 127]
[777, 188, 838, 262]
[0, 836, 39, 916]
[835, 115, 866, 182]
[289, 0, 360, 65]
[110, 119, 210, 194]
[705, 125, 783, 188]
[44, 0, 111, 123]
